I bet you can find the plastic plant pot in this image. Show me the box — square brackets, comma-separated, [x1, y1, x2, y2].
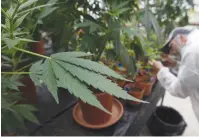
[124, 83, 145, 105]
[147, 106, 187, 136]
[79, 93, 113, 125]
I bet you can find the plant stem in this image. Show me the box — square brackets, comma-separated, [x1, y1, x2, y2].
[1, 45, 8, 50]
[13, 47, 51, 59]
[1, 72, 31, 75]
[16, 63, 34, 72]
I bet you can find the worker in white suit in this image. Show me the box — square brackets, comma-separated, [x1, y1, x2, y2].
[149, 26, 199, 122]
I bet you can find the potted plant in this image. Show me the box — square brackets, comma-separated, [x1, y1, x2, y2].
[1, 0, 66, 133]
[113, 62, 129, 88]
[135, 74, 155, 96]
[1, 0, 60, 103]
[130, 60, 156, 97]
[124, 83, 145, 105]
[72, 1, 139, 91]
[79, 91, 113, 125]
[1, 0, 148, 129]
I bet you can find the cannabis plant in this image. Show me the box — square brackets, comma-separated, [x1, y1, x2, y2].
[1, 75, 39, 132]
[1, 0, 147, 116]
[1, 0, 62, 132]
[74, 1, 138, 76]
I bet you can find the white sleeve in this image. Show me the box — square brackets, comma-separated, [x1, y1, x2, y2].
[157, 52, 199, 98]
[157, 67, 188, 98]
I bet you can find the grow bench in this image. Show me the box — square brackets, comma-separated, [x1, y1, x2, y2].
[19, 81, 165, 136]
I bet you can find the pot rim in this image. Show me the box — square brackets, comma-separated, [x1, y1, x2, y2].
[153, 106, 186, 127]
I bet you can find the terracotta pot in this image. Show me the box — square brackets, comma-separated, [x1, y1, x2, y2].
[79, 93, 113, 125]
[32, 39, 45, 55]
[135, 75, 153, 96]
[138, 82, 153, 96]
[135, 75, 150, 82]
[18, 76, 36, 104]
[124, 83, 145, 105]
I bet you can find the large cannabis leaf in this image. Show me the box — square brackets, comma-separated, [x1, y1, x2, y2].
[30, 52, 148, 113]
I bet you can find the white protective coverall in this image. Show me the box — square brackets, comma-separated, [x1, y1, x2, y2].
[157, 28, 199, 122]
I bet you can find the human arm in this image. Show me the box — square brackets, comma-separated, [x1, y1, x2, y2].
[150, 53, 199, 98]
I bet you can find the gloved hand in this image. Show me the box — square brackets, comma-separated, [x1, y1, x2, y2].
[148, 59, 164, 71]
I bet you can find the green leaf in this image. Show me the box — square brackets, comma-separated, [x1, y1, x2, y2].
[18, 3, 58, 15]
[89, 23, 101, 33]
[148, 11, 161, 43]
[13, 32, 29, 36]
[6, 6, 14, 17]
[17, 38, 38, 43]
[39, 7, 58, 19]
[122, 28, 137, 38]
[116, 1, 130, 9]
[114, 32, 136, 77]
[118, 8, 131, 14]
[13, 104, 39, 124]
[29, 60, 44, 86]
[15, 104, 37, 111]
[143, 6, 152, 34]
[1, 75, 24, 91]
[38, 0, 59, 19]
[14, 13, 29, 28]
[81, 35, 95, 49]
[2, 110, 25, 130]
[108, 18, 120, 31]
[89, 24, 99, 33]
[37, 19, 43, 24]
[1, 8, 8, 18]
[55, 60, 146, 103]
[42, 59, 58, 103]
[3, 38, 20, 49]
[51, 52, 92, 58]
[53, 55, 129, 81]
[18, 0, 38, 11]
[75, 22, 91, 28]
[5, 18, 10, 31]
[47, 0, 59, 4]
[75, 21, 102, 33]
[1, 55, 12, 62]
[2, 32, 29, 38]
[1, 24, 7, 30]
[1, 98, 15, 112]
[51, 61, 111, 114]
[12, 111, 26, 129]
